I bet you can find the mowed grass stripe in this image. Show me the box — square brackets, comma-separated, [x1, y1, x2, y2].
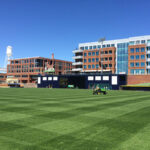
[0, 88, 149, 150]
[12, 94, 150, 127]
[38, 95, 150, 119]
[39, 106, 150, 150]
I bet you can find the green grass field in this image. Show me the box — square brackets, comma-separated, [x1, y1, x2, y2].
[0, 88, 150, 150]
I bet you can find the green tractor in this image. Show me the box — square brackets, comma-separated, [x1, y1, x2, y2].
[93, 87, 107, 95]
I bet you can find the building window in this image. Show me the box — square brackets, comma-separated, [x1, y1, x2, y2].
[104, 64, 108, 68]
[136, 48, 139, 52]
[88, 65, 91, 69]
[130, 55, 134, 60]
[130, 69, 134, 74]
[141, 55, 145, 59]
[136, 55, 139, 60]
[80, 47, 84, 50]
[135, 69, 144, 74]
[84, 53, 87, 56]
[92, 58, 95, 62]
[96, 58, 99, 62]
[129, 41, 135, 45]
[130, 48, 134, 53]
[84, 65, 87, 69]
[84, 59, 87, 63]
[109, 57, 112, 60]
[101, 51, 104, 54]
[135, 62, 139, 67]
[105, 58, 108, 61]
[92, 64, 95, 68]
[102, 45, 106, 48]
[109, 50, 112, 54]
[96, 51, 99, 55]
[93, 46, 96, 49]
[88, 52, 91, 56]
[147, 47, 150, 50]
[85, 46, 88, 50]
[109, 64, 112, 67]
[141, 69, 145, 74]
[105, 51, 108, 54]
[107, 44, 110, 47]
[147, 40, 150, 43]
[141, 62, 145, 67]
[92, 52, 95, 56]
[136, 40, 140, 44]
[96, 64, 99, 68]
[141, 47, 145, 52]
[89, 46, 92, 50]
[130, 63, 134, 67]
[141, 40, 145, 44]
[88, 58, 91, 62]
[111, 44, 115, 47]
[97, 45, 101, 48]
[148, 54, 150, 58]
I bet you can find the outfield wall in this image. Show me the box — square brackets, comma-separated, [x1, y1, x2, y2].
[37, 74, 127, 90]
[127, 75, 150, 85]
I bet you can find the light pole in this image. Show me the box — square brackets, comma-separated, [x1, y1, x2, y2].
[98, 37, 105, 74]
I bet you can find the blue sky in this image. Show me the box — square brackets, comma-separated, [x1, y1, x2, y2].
[0, 0, 150, 67]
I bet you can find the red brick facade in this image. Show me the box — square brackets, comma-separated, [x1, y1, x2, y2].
[83, 47, 116, 73]
[128, 44, 146, 74]
[127, 75, 150, 85]
[7, 57, 72, 83]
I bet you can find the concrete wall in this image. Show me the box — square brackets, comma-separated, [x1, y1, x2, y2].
[127, 75, 150, 85]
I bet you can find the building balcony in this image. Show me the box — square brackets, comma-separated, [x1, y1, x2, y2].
[72, 62, 83, 66]
[72, 56, 83, 59]
[72, 68, 82, 72]
[72, 49, 83, 53]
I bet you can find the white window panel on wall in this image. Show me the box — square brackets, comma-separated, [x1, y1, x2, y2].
[112, 76, 117, 85]
[88, 76, 94, 81]
[53, 77, 58, 81]
[43, 77, 47, 81]
[38, 77, 41, 84]
[103, 76, 109, 81]
[95, 76, 101, 81]
[48, 77, 52, 81]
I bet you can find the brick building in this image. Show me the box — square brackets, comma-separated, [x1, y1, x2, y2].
[72, 35, 150, 75]
[7, 57, 72, 83]
[82, 47, 116, 74]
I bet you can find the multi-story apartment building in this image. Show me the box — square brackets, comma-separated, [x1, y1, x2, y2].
[7, 57, 72, 83]
[73, 35, 150, 75]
